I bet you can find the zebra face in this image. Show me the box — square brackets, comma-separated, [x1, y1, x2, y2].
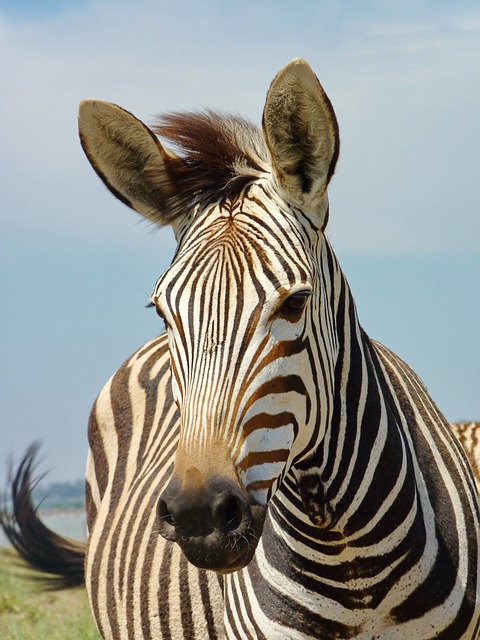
[153, 186, 326, 570]
[78, 58, 339, 572]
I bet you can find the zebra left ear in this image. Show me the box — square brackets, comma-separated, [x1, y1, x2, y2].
[263, 59, 340, 229]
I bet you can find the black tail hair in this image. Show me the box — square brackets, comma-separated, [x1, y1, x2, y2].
[0, 443, 86, 589]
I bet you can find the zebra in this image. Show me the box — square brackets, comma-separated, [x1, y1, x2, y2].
[1, 58, 479, 639]
[451, 422, 480, 492]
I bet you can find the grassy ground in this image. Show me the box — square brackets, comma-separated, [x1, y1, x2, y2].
[0, 547, 100, 640]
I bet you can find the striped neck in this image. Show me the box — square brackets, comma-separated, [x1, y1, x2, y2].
[285, 250, 426, 551]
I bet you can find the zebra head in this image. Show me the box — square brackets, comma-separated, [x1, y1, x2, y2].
[78, 59, 340, 572]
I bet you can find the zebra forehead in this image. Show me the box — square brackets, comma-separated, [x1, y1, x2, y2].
[153, 189, 315, 295]
[155, 229, 313, 308]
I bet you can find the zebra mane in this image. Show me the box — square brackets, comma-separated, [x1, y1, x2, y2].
[152, 110, 270, 218]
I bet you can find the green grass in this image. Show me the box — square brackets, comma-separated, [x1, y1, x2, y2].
[0, 547, 100, 640]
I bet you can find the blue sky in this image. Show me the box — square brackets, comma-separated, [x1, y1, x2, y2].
[1, 0, 479, 482]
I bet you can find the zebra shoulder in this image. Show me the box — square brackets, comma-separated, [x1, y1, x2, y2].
[86, 334, 173, 512]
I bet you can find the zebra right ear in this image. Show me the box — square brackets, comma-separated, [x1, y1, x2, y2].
[78, 100, 180, 227]
[262, 59, 340, 229]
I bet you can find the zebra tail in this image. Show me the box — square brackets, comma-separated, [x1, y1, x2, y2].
[0, 442, 86, 590]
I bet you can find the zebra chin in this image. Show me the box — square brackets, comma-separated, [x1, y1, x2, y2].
[157, 475, 267, 573]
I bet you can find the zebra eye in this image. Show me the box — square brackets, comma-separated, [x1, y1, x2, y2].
[149, 300, 169, 330]
[278, 291, 311, 317]
[147, 301, 164, 318]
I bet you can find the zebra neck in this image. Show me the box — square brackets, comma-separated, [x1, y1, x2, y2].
[292, 310, 422, 551]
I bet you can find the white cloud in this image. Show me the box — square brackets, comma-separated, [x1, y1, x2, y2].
[1, 0, 479, 252]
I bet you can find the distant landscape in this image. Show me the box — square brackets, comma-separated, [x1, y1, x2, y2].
[1, 478, 85, 512]
[31, 478, 86, 511]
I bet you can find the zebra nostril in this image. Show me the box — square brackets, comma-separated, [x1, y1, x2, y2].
[157, 496, 176, 541]
[216, 495, 244, 534]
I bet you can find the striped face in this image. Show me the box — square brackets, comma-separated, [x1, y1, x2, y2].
[152, 182, 331, 507]
[153, 181, 338, 570]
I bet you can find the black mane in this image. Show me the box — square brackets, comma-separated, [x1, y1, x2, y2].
[153, 110, 269, 219]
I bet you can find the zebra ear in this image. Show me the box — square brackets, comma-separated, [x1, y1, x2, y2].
[262, 59, 340, 228]
[78, 100, 179, 227]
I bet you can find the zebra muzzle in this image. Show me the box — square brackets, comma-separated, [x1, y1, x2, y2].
[157, 474, 267, 572]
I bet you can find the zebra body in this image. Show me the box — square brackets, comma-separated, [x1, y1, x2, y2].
[86, 327, 480, 639]
[2, 59, 479, 639]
